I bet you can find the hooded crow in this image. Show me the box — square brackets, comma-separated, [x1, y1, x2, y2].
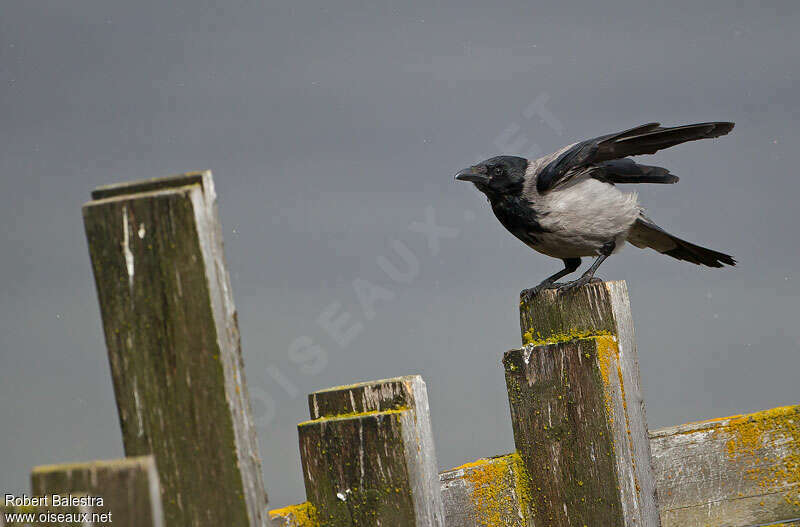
[455, 121, 736, 295]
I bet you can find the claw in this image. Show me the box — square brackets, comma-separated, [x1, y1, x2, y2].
[524, 276, 603, 300]
[555, 281, 580, 293]
[556, 275, 604, 293]
[522, 281, 558, 300]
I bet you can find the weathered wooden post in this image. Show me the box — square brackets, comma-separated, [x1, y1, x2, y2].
[82, 172, 266, 526]
[651, 405, 800, 526]
[29, 456, 164, 527]
[502, 281, 661, 526]
[296, 376, 444, 527]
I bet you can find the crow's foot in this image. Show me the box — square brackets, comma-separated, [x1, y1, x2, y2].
[521, 284, 549, 302]
[523, 277, 604, 302]
[522, 281, 572, 301]
[555, 276, 603, 293]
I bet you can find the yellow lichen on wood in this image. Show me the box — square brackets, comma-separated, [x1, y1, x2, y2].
[685, 412, 745, 426]
[522, 328, 611, 346]
[268, 501, 319, 526]
[594, 335, 620, 427]
[509, 452, 535, 521]
[456, 453, 533, 526]
[719, 405, 800, 510]
[614, 350, 642, 496]
[462, 456, 515, 526]
[296, 407, 409, 427]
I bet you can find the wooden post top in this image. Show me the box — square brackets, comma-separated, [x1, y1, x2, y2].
[89, 171, 211, 201]
[30, 456, 164, 527]
[519, 280, 631, 345]
[307, 375, 427, 419]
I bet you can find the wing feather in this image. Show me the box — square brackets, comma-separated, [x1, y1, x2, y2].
[536, 121, 733, 193]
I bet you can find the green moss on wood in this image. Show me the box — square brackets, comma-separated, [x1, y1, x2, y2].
[503, 338, 624, 525]
[83, 183, 262, 526]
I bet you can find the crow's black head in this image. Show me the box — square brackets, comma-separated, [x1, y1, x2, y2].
[454, 155, 528, 197]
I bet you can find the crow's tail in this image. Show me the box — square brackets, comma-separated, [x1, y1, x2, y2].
[627, 217, 735, 268]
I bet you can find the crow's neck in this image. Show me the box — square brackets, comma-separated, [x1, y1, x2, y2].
[487, 193, 546, 235]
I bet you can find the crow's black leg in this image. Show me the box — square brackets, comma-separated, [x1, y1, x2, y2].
[556, 241, 615, 293]
[522, 257, 582, 298]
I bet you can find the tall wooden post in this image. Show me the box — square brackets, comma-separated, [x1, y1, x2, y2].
[505, 281, 661, 526]
[82, 172, 266, 526]
[30, 456, 164, 527]
[297, 376, 444, 527]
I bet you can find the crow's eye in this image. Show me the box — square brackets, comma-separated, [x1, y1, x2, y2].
[493, 166, 504, 176]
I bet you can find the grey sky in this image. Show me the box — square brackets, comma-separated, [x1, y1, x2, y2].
[1, 0, 798, 508]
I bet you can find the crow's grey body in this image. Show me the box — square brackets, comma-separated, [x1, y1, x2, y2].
[521, 145, 641, 259]
[455, 121, 736, 293]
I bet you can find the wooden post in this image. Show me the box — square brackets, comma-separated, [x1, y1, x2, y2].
[82, 172, 266, 527]
[505, 281, 661, 526]
[27, 456, 164, 527]
[297, 376, 444, 527]
[651, 405, 800, 527]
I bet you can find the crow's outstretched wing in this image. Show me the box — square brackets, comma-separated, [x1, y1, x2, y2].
[536, 121, 734, 193]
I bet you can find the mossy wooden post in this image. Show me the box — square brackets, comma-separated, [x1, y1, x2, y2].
[82, 172, 266, 527]
[297, 376, 444, 527]
[29, 456, 164, 527]
[506, 280, 661, 526]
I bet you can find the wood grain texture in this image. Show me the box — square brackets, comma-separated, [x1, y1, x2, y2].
[298, 376, 444, 527]
[308, 376, 425, 419]
[519, 281, 661, 525]
[651, 405, 800, 527]
[28, 456, 163, 527]
[82, 171, 266, 527]
[298, 410, 417, 526]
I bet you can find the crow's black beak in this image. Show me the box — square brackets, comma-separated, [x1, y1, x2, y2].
[454, 167, 489, 184]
